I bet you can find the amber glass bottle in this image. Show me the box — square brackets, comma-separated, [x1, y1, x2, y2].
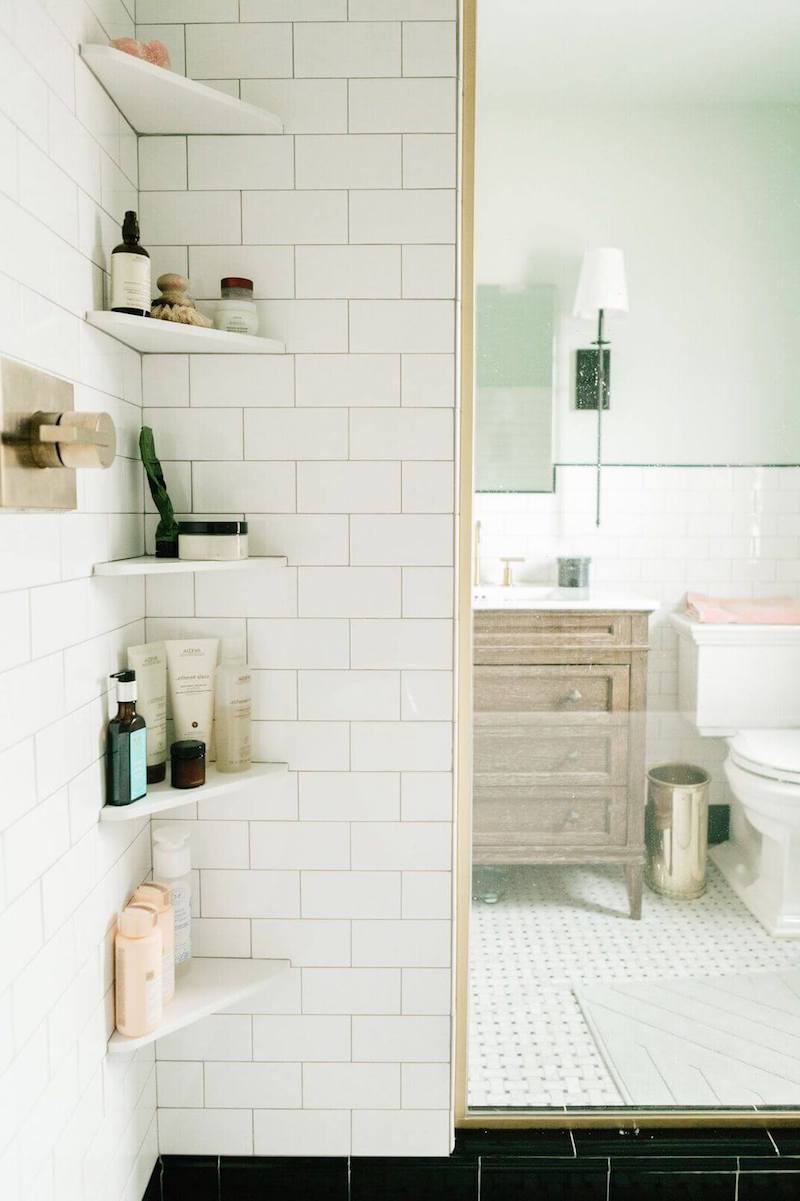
[110, 210, 151, 317]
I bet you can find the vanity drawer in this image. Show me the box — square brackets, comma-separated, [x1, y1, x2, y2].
[473, 786, 628, 850]
[474, 719, 628, 786]
[474, 611, 639, 662]
[474, 664, 629, 717]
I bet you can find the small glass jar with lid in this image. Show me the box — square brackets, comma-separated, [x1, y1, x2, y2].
[170, 739, 206, 789]
[214, 277, 259, 336]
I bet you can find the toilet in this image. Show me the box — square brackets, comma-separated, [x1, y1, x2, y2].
[671, 614, 800, 937]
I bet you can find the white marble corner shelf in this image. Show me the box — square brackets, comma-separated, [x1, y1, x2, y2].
[80, 44, 283, 135]
[107, 958, 289, 1053]
[93, 556, 287, 577]
[86, 312, 284, 355]
[100, 762, 289, 822]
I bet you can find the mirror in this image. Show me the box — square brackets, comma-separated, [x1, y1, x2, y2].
[475, 284, 556, 492]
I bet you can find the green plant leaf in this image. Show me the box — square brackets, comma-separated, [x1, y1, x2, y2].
[139, 426, 178, 541]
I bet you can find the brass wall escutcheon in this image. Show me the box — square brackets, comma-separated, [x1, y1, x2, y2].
[0, 356, 116, 510]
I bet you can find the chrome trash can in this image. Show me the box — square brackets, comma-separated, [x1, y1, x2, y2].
[645, 763, 710, 899]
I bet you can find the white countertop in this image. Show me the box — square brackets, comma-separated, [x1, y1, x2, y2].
[473, 586, 659, 612]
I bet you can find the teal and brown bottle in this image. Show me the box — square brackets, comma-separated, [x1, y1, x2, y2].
[106, 669, 147, 805]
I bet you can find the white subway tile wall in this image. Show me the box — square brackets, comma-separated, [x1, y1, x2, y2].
[0, 1, 154, 1199]
[475, 464, 800, 805]
[136, 6, 458, 1159]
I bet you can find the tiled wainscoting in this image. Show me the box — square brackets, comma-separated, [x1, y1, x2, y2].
[476, 464, 800, 809]
[144, 1130, 800, 1201]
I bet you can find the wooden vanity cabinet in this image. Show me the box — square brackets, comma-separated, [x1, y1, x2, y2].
[473, 609, 650, 918]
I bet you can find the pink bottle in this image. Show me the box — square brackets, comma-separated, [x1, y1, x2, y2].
[133, 883, 175, 1003]
[115, 904, 163, 1038]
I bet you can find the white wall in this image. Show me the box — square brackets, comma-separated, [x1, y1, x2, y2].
[0, 2, 156, 1200]
[476, 103, 800, 465]
[137, 2, 458, 1159]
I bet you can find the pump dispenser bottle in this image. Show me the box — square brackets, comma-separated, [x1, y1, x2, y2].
[110, 210, 151, 317]
[106, 670, 147, 806]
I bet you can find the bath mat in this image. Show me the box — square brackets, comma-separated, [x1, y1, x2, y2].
[574, 969, 800, 1105]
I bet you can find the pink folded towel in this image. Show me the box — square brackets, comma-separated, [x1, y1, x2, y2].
[685, 592, 800, 624]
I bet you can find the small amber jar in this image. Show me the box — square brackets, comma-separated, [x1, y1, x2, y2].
[170, 739, 206, 789]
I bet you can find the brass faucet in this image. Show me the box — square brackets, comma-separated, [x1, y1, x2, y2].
[500, 556, 524, 587]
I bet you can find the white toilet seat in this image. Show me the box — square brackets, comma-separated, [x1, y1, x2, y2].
[728, 728, 800, 785]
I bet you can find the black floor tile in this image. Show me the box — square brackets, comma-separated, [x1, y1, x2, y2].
[610, 1165, 736, 1200]
[220, 1156, 348, 1201]
[574, 1128, 775, 1159]
[738, 1158, 798, 1171]
[351, 1157, 478, 1201]
[142, 1160, 161, 1201]
[738, 1166, 800, 1201]
[610, 1157, 738, 1173]
[453, 1128, 574, 1158]
[479, 1156, 608, 1201]
[767, 1130, 800, 1155]
[161, 1156, 218, 1201]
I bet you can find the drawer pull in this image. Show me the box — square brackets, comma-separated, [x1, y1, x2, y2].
[565, 809, 579, 823]
[561, 688, 583, 705]
[563, 749, 579, 764]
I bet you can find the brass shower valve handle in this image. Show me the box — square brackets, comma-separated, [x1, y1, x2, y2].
[29, 410, 116, 470]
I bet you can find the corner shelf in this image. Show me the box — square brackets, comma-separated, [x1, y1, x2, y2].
[86, 312, 284, 356]
[107, 957, 288, 1053]
[100, 762, 289, 822]
[80, 44, 283, 136]
[93, 555, 287, 577]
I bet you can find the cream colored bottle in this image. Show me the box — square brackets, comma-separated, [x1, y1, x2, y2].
[133, 882, 175, 1003]
[214, 639, 252, 773]
[114, 904, 162, 1038]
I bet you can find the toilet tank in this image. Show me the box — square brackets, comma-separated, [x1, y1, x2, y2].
[670, 614, 800, 735]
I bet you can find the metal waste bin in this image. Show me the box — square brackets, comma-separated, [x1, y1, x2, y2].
[645, 763, 710, 899]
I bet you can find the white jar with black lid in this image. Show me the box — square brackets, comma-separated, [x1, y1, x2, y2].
[178, 520, 249, 561]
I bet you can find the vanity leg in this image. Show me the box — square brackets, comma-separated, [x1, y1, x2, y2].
[625, 863, 643, 920]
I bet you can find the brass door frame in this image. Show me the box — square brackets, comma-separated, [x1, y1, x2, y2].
[452, 0, 799, 1131]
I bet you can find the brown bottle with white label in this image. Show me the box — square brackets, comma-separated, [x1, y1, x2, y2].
[111, 210, 151, 317]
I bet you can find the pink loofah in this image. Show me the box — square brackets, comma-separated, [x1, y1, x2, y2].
[142, 40, 171, 69]
[111, 37, 145, 59]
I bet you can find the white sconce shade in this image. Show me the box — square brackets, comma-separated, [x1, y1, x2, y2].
[573, 247, 629, 318]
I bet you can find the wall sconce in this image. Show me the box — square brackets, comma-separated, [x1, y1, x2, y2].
[0, 357, 116, 510]
[573, 247, 628, 525]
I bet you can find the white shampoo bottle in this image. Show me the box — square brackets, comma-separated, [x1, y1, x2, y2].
[215, 639, 252, 774]
[152, 827, 192, 972]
